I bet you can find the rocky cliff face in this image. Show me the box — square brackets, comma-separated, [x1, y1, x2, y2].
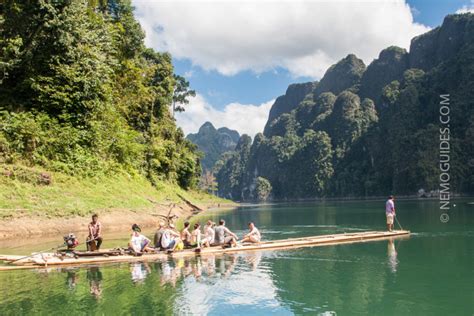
[263, 82, 315, 135]
[216, 13, 474, 200]
[314, 54, 366, 95]
[187, 122, 240, 171]
[264, 54, 366, 137]
[409, 14, 474, 71]
[359, 46, 409, 106]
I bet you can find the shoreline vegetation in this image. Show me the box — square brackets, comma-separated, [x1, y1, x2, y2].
[0, 164, 236, 239]
[0, 0, 234, 239]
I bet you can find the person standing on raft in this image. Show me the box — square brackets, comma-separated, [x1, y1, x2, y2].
[386, 196, 396, 232]
[87, 214, 103, 251]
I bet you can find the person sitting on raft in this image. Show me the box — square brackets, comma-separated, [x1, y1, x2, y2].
[153, 221, 166, 250]
[214, 219, 238, 248]
[161, 224, 182, 251]
[241, 222, 261, 243]
[201, 220, 215, 248]
[191, 223, 202, 248]
[129, 224, 153, 254]
[86, 214, 103, 251]
[181, 221, 192, 248]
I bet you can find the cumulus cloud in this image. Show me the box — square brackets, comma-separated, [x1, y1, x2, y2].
[133, 0, 429, 78]
[456, 0, 474, 13]
[175, 94, 274, 137]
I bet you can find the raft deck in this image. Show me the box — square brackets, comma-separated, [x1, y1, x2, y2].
[0, 230, 409, 271]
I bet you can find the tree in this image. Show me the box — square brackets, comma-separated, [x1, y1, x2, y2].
[172, 74, 196, 116]
[255, 177, 272, 201]
[0, 0, 201, 189]
[199, 170, 218, 195]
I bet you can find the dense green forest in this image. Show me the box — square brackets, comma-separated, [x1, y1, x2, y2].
[0, 1, 201, 190]
[214, 14, 474, 200]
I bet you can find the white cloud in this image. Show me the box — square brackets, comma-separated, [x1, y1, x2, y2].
[175, 94, 274, 137]
[456, 0, 474, 13]
[133, 0, 429, 79]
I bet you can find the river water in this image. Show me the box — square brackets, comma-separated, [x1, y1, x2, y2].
[1, 199, 473, 315]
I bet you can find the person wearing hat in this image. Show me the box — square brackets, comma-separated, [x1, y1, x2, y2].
[129, 224, 153, 253]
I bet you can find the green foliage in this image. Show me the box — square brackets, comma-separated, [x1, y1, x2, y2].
[172, 74, 196, 114]
[215, 135, 252, 200]
[0, 0, 201, 190]
[255, 177, 272, 201]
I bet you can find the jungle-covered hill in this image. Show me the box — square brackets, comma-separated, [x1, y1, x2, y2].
[215, 13, 474, 201]
[187, 122, 240, 171]
[0, 1, 223, 218]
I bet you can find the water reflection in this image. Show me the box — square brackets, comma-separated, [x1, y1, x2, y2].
[175, 253, 285, 315]
[387, 238, 398, 273]
[153, 254, 242, 287]
[87, 266, 103, 299]
[2, 200, 472, 315]
[65, 268, 79, 290]
[130, 262, 151, 284]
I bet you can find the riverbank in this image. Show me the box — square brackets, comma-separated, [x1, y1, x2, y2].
[0, 202, 237, 239]
[0, 164, 236, 238]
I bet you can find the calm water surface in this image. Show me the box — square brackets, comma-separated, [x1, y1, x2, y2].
[1, 199, 473, 315]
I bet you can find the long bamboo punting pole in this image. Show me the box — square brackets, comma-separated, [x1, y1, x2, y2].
[0, 230, 410, 271]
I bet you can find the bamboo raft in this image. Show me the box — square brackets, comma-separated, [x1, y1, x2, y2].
[0, 230, 410, 271]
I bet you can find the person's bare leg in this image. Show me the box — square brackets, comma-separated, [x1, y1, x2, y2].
[143, 246, 154, 253]
[249, 236, 259, 243]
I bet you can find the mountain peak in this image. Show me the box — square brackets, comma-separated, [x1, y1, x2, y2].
[187, 122, 240, 171]
[315, 54, 366, 96]
[199, 121, 216, 132]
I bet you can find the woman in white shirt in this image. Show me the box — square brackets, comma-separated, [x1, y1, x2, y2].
[129, 224, 153, 253]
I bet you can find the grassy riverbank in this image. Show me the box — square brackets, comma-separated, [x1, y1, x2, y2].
[0, 164, 236, 238]
[0, 164, 230, 220]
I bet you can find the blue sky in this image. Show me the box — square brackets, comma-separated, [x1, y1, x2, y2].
[134, 0, 473, 136]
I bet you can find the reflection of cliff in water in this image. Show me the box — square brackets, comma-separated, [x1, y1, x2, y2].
[269, 241, 402, 315]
